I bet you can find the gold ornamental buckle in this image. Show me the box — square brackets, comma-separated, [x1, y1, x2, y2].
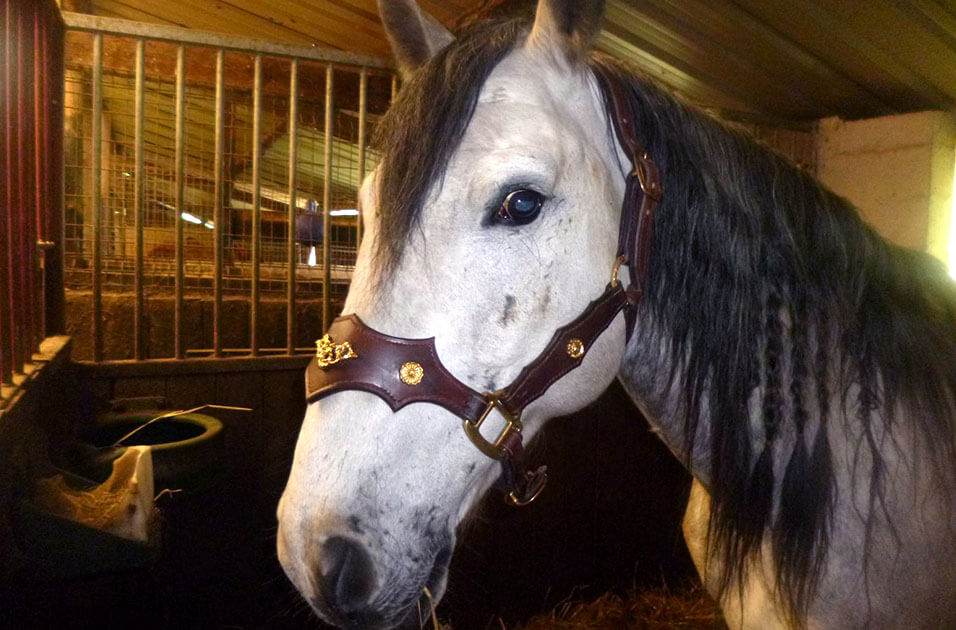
[315, 334, 358, 368]
[462, 395, 523, 460]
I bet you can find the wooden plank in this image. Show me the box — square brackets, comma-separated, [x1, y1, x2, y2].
[597, 29, 752, 115]
[111, 375, 168, 400]
[93, 0, 322, 48]
[66, 11, 393, 69]
[736, 0, 950, 113]
[606, 3, 819, 119]
[259, 368, 306, 509]
[76, 354, 311, 377]
[905, 0, 956, 42]
[232, 0, 392, 57]
[165, 372, 217, 409]
[93, 0, 392, 57]
[613, 0, 892, 119]
[848, 0, 956, 96]
[214, 371, 264, 477]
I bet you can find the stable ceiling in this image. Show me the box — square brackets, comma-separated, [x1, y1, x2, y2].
[68, 0, 956, 125]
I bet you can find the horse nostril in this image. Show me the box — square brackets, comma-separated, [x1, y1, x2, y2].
[317, 536, 377, 615]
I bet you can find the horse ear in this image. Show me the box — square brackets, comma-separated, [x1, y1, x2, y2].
[528, 0, 605, 63]
[378, 0, 454, 77]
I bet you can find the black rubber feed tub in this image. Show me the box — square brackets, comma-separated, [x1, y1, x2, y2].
[85, 412, 225, 494]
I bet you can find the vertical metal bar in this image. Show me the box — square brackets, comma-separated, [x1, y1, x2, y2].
[0, 0, 12, 385]
[174, 44, 186, 359]
[250, 54, 262, 356]
[50, 12, 65, 337]
[356, 68, 367, 247]
[10, 0, 26, 373]
[34, 6, 46, 340]
[133, 38, 145, 360]
[213, 49, 224, 357]
[91, 32, 103, 362]
[18, 2, 35, 368]
[286, 58, 298, 354]
[322, 63, 334, 331]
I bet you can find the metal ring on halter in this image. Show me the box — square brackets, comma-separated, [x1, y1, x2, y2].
[506, 469, 548, 506]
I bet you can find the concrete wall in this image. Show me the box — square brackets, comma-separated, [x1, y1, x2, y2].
[815, 110, 956, 265]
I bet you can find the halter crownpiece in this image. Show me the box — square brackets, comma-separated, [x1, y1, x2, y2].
[304, 66, 661, 506]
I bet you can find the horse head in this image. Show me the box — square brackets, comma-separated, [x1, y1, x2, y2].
[277, 1, 631, 627]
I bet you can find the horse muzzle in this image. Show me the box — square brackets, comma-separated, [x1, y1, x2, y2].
[278, 510, 453, 630]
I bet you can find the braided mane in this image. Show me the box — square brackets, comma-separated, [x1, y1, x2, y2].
[590, 56, 956, 625]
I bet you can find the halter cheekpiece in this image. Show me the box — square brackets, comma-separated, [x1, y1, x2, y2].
[304, 67, 661, 506]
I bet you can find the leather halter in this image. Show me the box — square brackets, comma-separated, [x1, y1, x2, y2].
[304, 67, 661, 506]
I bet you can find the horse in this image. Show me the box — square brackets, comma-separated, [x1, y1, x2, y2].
[277, 1, 956, 628]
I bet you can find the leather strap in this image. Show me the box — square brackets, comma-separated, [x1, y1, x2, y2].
[306, 314, 487, 420]
[592, 65, 662, 335]
[306, 286, 629, 416]
[303, 68, 661, 506]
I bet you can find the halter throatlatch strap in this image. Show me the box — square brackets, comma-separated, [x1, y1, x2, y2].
[304, 68, 661, 506]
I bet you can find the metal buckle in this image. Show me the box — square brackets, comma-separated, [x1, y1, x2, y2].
[462, 395, 523, 460]
[506, 467, 548, 507]
[634, 154, 661, 201]
[610, 254, 626, 287]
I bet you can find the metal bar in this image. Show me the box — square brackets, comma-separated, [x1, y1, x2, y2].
[1, 0, 13, 384]
[49, 11, 65, 337]
[133, 38, 145, 360]
[61, 12, 393, 71]
[322, 63, 334, 331]
[356, 68, 367, 246]
[250, 54, 262, 356]
[34, 6, 47, 340]
[174, 44, 186, 359]
[213, 49, 224, 357]
[18, 3, 35, 368]
[91, 32, 103, 362]
[286, 58, 298, 355]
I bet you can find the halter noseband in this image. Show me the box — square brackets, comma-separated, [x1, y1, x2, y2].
[304, 67, 660, 506]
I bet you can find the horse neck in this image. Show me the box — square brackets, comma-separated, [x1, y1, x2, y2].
[616, 313, 724, 484]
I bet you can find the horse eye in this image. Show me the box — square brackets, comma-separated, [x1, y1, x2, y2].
[496, 189, 544, 225]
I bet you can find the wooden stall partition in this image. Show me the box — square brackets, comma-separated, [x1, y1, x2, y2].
[0, 0, 65, 411]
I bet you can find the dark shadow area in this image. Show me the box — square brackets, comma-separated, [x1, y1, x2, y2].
[2, 371, 696, 630]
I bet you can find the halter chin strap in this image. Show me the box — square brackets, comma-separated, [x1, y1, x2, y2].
[304, 67, 660, 506]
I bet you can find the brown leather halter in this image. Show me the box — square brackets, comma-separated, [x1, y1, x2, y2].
[304, 67, 661, 506]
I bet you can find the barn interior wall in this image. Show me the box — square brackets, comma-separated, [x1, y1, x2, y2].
[0, 337, 77, 581]
[815, 110, 956, 268]
[67, 364, 696, 628]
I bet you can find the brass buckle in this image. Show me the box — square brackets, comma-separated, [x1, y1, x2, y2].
[634, 154, 660, 201]
[506, 468, 548, 507]
[462, 395, 523, 460]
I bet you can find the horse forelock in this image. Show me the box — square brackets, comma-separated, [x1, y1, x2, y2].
[372, 18, 529, 284]
[590, 56, 956, 625]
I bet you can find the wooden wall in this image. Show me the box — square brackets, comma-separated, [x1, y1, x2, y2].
[68, 358, 694, 628]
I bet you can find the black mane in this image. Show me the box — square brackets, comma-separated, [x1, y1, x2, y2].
[590, 56, 956, 623]
[373, 18, 527, 279]
[373, 17, 956, 626]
